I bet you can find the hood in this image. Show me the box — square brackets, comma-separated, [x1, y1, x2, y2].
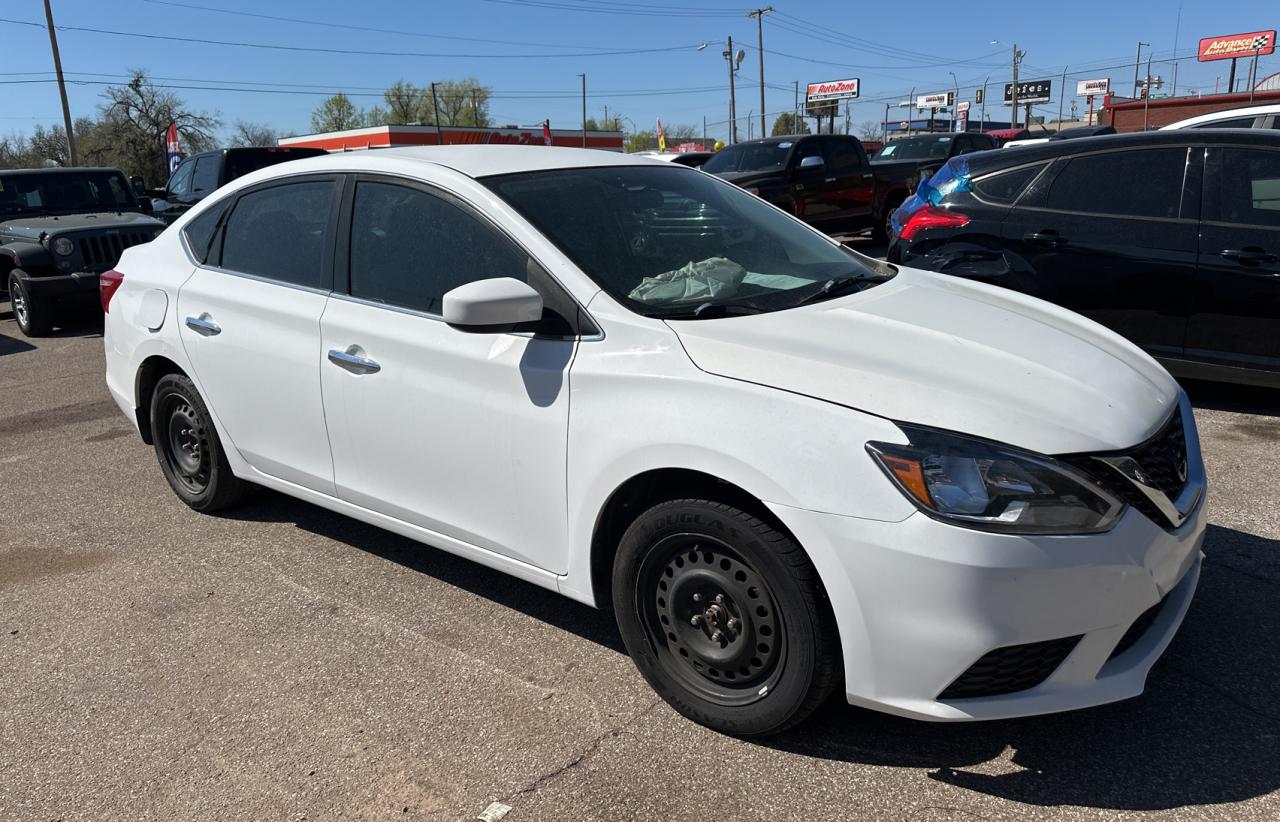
[668, 267, 1179, 455]
[0, 212, 163, 240]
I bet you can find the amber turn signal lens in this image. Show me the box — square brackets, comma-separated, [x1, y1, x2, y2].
[878, 454, 933, 507]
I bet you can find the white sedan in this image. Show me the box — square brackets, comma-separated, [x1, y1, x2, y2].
[102, 146, 1206, 735]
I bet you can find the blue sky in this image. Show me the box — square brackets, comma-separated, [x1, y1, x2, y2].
[2, 0, 1277, 142]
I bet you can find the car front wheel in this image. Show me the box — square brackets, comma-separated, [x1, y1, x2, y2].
[613, 499, 840, 736]
[150, 373, 250, 512]
[8, 271, 52, 337]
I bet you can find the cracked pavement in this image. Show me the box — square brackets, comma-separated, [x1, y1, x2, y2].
[2, 298, 1279, 822]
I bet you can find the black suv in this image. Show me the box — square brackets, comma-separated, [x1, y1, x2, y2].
[2, 167, 164, 336]
[888, 129, 1280, 388]
[153, 146, 327, 224]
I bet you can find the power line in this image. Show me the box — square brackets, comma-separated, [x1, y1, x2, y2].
[0, 17, 709, 59]
[475, 0, 743, 17]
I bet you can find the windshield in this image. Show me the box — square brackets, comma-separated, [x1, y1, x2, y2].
[873, 136, 953, 162]
[700, 141, 793, 174]
[0, 170, 137, 216]
[482, 165, 891, 319]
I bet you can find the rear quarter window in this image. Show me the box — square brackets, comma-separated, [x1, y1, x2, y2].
[971, 163, 1047, 205]
[183, 199, 230, 264]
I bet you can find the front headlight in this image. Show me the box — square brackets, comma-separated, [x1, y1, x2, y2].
[867, 426, 1123, 534]
[52, 237, 75, 256]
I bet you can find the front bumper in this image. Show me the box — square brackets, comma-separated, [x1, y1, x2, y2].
[769, 494, 1206, 721]
[18, 270, 101, 299]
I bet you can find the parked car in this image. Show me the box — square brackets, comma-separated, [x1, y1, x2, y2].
[638, 151, 714, 168]
[152, 146, 327, 224]
[104, 146, 1205, 736]
[1161, 103, 1280, 130]
[888, 129, 1280, 388]
[1, 166, 164, 336]
[702, 134, 918, 241]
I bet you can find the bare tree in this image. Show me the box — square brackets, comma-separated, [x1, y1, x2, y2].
[857, 120, 883, 142]
[228, 121, 278, 148]
[100, 70, 219, 183]
[383, 81, 424, 124]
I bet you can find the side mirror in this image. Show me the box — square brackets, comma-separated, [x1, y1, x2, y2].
[129, 176, 147, 196]
[798, 155, 825, 170]
[136, 197, 154, 215]
[443, 277, 543, 332]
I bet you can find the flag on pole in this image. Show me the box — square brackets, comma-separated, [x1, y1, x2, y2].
[165, 123, 181, 174]
[656, 118, 667, 152]
[542, 120, 553, 146]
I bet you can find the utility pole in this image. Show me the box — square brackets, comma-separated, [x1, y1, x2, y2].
[882, 102, 889, 143]
[1057, 66, 1067, 129]
[578, 73, 587, 147]
[1143, 53, 1153, 129]
[980, 76, 988, 131]
[603, 104, 608, 131]
[430, 82, 443, 144]
[723, 36, 739, 144]
[794, 80, 799, 122]
[42, 0, 77, 166]
[1010, 43, 1024, 129]
[1133, 42, 1149, 96]
[703, 115, 707, 144]
[748, 7, 772, 140]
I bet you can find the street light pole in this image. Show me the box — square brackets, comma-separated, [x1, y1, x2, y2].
[948, 70, 959, 131]
[42, 0, 77, 166]
[723, 36, 740, 144]
[748, 7, 772, 141]
[981, 75, 989, 131]
[1010, 43, 1023, 129]
[1133, 41, 1149, 96]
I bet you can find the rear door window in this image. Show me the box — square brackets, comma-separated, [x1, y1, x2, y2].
[1043, 148, 1188, 218]
[821, 138, 864, 172]
[972, 163, 1047, 204]
[1190, 116, 1258, 129]
[220, 180, 337, 288]
[1204, 147, 1280, 228]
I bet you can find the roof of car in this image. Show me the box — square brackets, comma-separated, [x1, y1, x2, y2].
[0, 166, 126, 176]
[230, 145, 668, 181]
[1161, 103, 1280, 129]
[966, 127, 1280, 172]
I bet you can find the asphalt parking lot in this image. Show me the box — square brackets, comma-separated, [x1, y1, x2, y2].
[2, 295, 1278, 822]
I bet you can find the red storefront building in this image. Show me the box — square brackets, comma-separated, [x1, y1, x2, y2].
[280, 123, 625, 152]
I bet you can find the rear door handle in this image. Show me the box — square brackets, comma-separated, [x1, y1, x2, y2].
[327, 346, 381, 375]
[1220, 248, 1278, 265]
[184, 314, 221, 336]
[1023, 230, 1067, 247]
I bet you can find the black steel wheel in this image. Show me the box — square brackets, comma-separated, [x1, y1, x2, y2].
[150, 373, 250, 512]
[614, 499, 840, 736]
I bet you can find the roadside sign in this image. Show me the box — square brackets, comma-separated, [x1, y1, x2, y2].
[1004, 80, 1052, 104]
[898, 120, 909, 129]
[806, 78, 860, 103]
[916, 92, 953, 109]
[1076, 78, 1110, 96]
[1198, 30, 1275, 61]
[957, 101, 971, 112]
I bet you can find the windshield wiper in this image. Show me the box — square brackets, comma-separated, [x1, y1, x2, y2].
[653, 301, 768, 320]
[790, 275, 877, 307]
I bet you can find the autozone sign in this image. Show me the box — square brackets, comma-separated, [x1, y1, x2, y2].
[1076, 78, 1110, 96]
[1198, 30, 1276, 61]
[806, 78, 860, 102]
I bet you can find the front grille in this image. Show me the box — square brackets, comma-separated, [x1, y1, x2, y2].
[75, 231, 152, 270]
[1108, 598, 1166, 661]
[1068, 407, 1189, 530]
[938, 635, 1082, 700]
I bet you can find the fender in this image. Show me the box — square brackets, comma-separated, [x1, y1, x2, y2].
[0, 241, 52, 272]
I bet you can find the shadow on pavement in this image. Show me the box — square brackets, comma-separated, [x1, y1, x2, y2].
[0, 333, 36, 356]
[221, 484, 1278, 811]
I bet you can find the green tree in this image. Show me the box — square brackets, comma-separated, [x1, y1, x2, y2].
[626, 130, 658, 152]
[433, 78, 492, 127]
[383, 80, 425, 124]
[311, 93, 363, 133]
[771, 112, 810, 136]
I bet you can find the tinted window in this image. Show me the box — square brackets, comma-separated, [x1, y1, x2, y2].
[1206, 148, 1280, 227]
[224, 149, 325, 181]
[191, 156, 221, 195]
[167, 160, 194, 198]
[822, 138, 864, 171]
[183, 199, 229, 264]
[970, 135, 997, 151]
[1191, 116, 1257, 129]
[221, 180, 334, 287]
[1044, 149, 1186, 218]
[349, 181, 527, 315]
[791, 139, 823, 167]
[873, 135, 954, 161]
[0, 170, 137, 216]
[972, 163, 1046, 204]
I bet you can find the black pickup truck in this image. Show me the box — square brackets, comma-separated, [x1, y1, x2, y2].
[702, 134, 927, 242]
[1, 167, 163, 336]
[869, 132, 998, 205]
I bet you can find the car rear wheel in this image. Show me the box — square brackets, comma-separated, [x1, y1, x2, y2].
[150, 373, 250, 512]
[613, 499, 840, 736]
[873, 199, 902, 245]
[8, 271, 52, 337]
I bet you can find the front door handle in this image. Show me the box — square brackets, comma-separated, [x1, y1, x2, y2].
[327, 346, 381, 375]
[1220, 248, 1278, 265]
[184, 314, 221, 336]
[825, 177, 837, 183]
[1024, 230, 1067, 247]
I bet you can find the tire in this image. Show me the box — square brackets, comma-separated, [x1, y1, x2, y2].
[872, 198, 903, 245]
[8, 270, 53, 337]
[613, 499, 840, 736]
[150, 373, 250, 512]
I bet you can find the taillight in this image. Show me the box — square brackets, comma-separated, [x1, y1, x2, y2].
[100, 269, 124, 313]
[898, 205, 970, 243]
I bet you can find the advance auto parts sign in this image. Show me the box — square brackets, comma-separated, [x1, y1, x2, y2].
[806, 78, 860, 103]
[1198, 30, 1275, 62]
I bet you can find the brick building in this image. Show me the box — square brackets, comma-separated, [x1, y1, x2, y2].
[1101, 89, 1280, 131]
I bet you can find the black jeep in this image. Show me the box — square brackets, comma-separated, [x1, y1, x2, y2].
[1, 166, 164, 336]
